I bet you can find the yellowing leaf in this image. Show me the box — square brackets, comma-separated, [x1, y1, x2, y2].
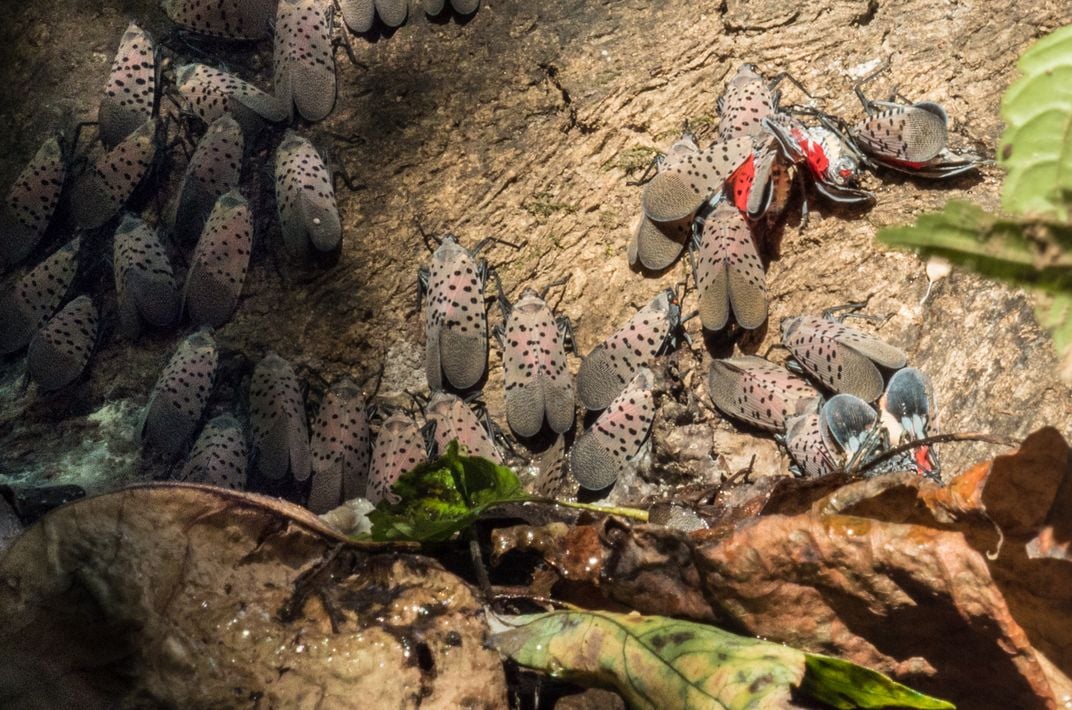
[490, 610, 954, 710]
[999, 24, 1072, 221]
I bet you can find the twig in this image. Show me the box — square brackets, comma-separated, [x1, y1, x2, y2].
[849, 431, 1019, 476]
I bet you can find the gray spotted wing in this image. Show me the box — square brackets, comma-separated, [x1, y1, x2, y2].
[570, 368, 654, 491]
[718, 64, 775, 141]
[180, 415, 248, 490]
[141, 329, 218, 458]
[708, 355, 820, 433]
[176, 64, 287, 134]
[162, 0, 277, 40]
[339, 0, 375, 32]
[784, 411, 837, 477]
[0, 136, 66, 269]
[503, 288, 574, 437]
[375, 0, 408, 26]
[275, 130, 341, 256]
[183, 190, 252, 328]
[425, 391, 501, 462]
[852, 105, 947, 163]
[309, 378, 371, 513]
[423, 237, 487, 390]
[169, 113, 244, 244]
[71, 118, 158, 230]
[113, 214, 179, 339]
[641, 137, 751, 223]
[250, 351, 311, 481]
[273, 0, 336, 122]
[781, 315, 906, 401]
[368, 412, 426, 504]
[27, 295, 98, 391]
[0, 237, 80, 355]
[531, 434, 569, 497]
[99, 23, 156, 149]
[693, 201, 767, 332]
[577, 289, 677, 410]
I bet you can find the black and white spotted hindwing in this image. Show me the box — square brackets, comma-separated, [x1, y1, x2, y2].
[26, 295, 98, 391]
[169, 113, 244, 244]
[0, 135, 67, 270]
[692, 200, 767, 332]
[368, 412, 426, 504]
[113, 214, 180, 339]
[577, 288, 679, 411]
[99, 23, 157, 149]
[183, 190, 252, 328]
[423, 236, 487, 391]
[71, 118, 158, 230]
[503, 287, 575, 438]
[570, 368, 655, 491]
[781, 315, 907, 401]
[179, 415, 249, 490]
[249, 351, 311, 482]
[162, 0, 277, 40]
[0, 236, 80, 355]
[425, 391, 501, 463]
[274, 0, 336, 122]
[274, 130, 341, 257]
[140, 329, 218, 458]
[708, 355, 820, 433]
[308, 378, 371, 513]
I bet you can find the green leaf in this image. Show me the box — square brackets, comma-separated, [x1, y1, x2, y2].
[490, 610, 954, 710]
[366, 441, 530, 542]
[801, 654, 954, 710]
[999, 24, 1072, 220]
[877, 200, 1072, 291]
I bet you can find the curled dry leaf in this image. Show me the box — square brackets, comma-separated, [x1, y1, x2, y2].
[493, 428, 1072, 708]
[0, 483, 506, 708]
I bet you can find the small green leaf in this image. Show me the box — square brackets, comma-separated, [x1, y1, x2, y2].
[491, 610, 954, 710]
[367, 441, 530, 542]
[999, 24, 1072, 220]
[877, 201, 1072, 291]
[801, 654, 955, 710]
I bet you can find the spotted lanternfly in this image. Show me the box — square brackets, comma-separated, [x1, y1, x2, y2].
[577, 289, 680, 411]
[339, 0, 408, 32]
[179, 415, 249, 490]
[308, 378, 371, 513]
[424, 391, 501, 462]
[820, 393, 881, 467]
[763, 115, 873, 205]
[113, 214, 180, 339]
[707, 355, 820, 433]
[881, 367, 939, 478]
[274, 0, 336, 122]
[0, 136, 67, 270]
[501, 287, 575, 438]
[368, 412, 426, 504]
[99, 23, 157, 149]
[850, 100, 981, 178]
[0, 237, 80, 355]
[249, 351, 311, 482]
[168, 113, 244, 245]
[176, 64, 288, 134]
[421, 0, 479, 16]
[71, 118, 158, 230]
[692, 200, 767, 332]
[717, 63, 777, 141]
[421, 235, 488, 391]
[531, 434, 569, 497]
[26, 295, 98, 391]
[183, 190, 252, 329]
[140, 329, 218, 458]
[274, 131, 341, 257]
[781, 314, 906, 402]
[783, 409, 838, 478]
[628, 130, 699, 270]
[641, 136, 752, 224]
[570, 367, 655, 491]
[162, 0, 277, 40]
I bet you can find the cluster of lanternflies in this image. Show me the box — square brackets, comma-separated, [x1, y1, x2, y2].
[0, 3, 979, 515]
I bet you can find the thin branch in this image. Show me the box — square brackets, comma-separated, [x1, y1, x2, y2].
[849, 431, 1019, 476]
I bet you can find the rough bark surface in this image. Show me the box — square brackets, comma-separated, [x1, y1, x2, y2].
[0, 2, 1071, 494]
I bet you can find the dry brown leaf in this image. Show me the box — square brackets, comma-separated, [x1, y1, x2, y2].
[0, 483, 507, 708]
